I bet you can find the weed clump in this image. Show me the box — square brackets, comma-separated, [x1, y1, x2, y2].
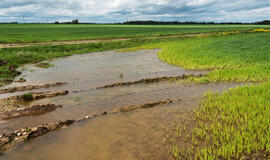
[23, 93, 33, 100]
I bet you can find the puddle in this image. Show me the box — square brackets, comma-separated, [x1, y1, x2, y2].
[1, 49, 205, 91]
[0, 49, 237, 159]
[0, 49, 206, 132]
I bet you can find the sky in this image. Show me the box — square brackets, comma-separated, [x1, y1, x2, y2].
[0, 0, 269, 23]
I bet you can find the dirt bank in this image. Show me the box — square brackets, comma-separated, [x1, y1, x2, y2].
[0, 82, 67, 94]
[0, 104, 62, 121]
[4, 91, 69, 102]
[97, 74, 204, 89]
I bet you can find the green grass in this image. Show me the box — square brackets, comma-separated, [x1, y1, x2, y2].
[159, 32, 270, 82]
[0, 24, 269, 43]
[170, 83, 270, 159]
[23, 93, 33, 100]
[143, 32, 270, 159]
[35, 62, 54, 68]
[128, 32, 270, 83]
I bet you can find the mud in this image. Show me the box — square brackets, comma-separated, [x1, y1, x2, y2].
[97, 74, 204, 89]
[119, 98, 181, 112]
[0, 82, 67, 94]
[14, 78, 26, 83]
[0, 104, 62, 121]
[0, 120, 75, 154]
[4, 91, 69, 102]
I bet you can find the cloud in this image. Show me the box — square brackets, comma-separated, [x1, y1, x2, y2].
[0, 0, 269, 23]
[186, 0, 215, 7]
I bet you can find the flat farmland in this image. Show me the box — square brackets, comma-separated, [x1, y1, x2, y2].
[0, 24, 269, 160]
[0, 24, 269, 43]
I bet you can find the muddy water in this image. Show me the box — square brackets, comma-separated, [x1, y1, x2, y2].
[1, 83, 236, 160]
[0, 49, 207, 133]
[2, 49, 205, 91]
[0, 49, 236, 159]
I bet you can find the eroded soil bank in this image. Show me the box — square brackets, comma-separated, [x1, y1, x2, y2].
[0, 49, 238, 159]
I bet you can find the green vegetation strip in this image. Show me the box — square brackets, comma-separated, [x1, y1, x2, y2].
[191, 83, 270, 159]
[0, 24, 269, 43]
[158, 32, 270, 83]
[143, 32, 269, 159]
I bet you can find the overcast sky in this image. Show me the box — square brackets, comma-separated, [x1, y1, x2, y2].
[0, 0, 269, 23]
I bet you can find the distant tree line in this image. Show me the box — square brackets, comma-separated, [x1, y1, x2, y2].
[122, 20, 270, 25]
[0, 19, 269, 25]
[55, 19, 80, 24]
[254, 20, 270, 25]
[0, 22, 18, 24]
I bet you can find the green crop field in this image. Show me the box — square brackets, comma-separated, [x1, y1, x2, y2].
[0, 24, 269, 159]
[119, 30, 270, 159]
[144, 32, 270, 159]
[0, 24, 269, 43]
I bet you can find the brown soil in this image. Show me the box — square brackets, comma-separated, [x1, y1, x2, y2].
[119, 98, 181, 112]
[0, 104, 62, 121]
[0, 82, 67, 94]
[97, 73, 205, 89]
[5, 91, 69, 102]
[0, 91, 68, 114]
[0, 120, 75, 154]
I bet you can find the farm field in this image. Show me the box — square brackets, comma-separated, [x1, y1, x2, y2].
[0, 24, 269, 43]
[0, 25, 269, 160]
[141, 32, 270, 159]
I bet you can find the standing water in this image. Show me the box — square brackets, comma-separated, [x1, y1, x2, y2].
[0, 49, 235, 160]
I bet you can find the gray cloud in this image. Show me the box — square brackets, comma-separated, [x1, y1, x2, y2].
[0, 0, 269, 23]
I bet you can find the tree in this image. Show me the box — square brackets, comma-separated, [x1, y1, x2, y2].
[72, 19, 79, 24]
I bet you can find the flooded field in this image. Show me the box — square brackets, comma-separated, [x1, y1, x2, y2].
[0, 49, 236, 159]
